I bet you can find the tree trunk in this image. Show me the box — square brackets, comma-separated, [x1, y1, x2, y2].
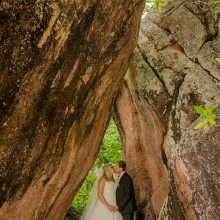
[113, 0, 220, 219]
[0, 1, 144, 219]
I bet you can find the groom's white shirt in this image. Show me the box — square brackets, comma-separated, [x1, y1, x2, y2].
[118, 171, 126, 183]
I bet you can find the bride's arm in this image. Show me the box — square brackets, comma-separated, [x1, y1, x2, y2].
[98, 177, 114, 212]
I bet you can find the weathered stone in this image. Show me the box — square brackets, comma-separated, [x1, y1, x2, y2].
[138, 28, 163, 68]
[1, 0, 220, 219]
[114, 0, 220, 219]
[160, 69, 183, 97]
[141, 17, 175, 50]
[163, 5, 208, 60]
[198, 20, 220, 82]
[184, 1, 218, 37]
[132, 48, 170, 120]
[172, 108, 220, 219]
[176, 65, 220, 134]
[158, 185, 185, 220]
[0, 0, 144, 219]
[113, 56, 169, 219]
[159, 45, 194, 73]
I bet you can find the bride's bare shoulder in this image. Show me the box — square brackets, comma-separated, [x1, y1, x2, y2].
[99, 176, 107, 183]
[98, 177, 107, 189]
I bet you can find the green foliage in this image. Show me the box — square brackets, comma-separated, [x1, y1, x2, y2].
[215, 57, 220, 64]
[72, 172, 97, 212]
[194, 105, 217, 129]
[144, 0, 220, 13]
[72, 119, 122, 213]
[144, 0, 167, 12]
[212, 0, 220, 13]
[95, 119, 123, 168]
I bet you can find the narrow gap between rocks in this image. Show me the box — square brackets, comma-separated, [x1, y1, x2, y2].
[66, 118, 123, 219]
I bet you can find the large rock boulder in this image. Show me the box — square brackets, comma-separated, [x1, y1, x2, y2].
[114, 0, 220, 219]
[113, 49, 169, 219]
[0, 1, 144, 219]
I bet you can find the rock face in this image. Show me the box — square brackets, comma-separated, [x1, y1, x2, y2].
[113, 52, 169, 219]
[1, 0, 220, 219]
[0, 1, 144, 219]
[113, 0, 220, 219]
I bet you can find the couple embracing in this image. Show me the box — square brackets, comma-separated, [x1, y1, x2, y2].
[81, 161, 137, 220]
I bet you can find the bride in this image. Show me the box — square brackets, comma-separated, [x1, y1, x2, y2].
[81, 164, 123, 220]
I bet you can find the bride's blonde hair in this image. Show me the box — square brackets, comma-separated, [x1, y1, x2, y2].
[102, 164, 115, 182]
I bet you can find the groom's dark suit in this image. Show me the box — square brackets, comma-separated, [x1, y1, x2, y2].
[116, 172, 137, 220]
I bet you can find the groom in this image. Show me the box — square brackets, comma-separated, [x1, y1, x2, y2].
[114, 160, 137, 220]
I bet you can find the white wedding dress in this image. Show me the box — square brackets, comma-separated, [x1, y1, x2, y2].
[81, 180, 123, 220]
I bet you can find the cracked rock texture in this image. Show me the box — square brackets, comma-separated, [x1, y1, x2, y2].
[113, 0, 220, 219]
[0, 0, 144, 219]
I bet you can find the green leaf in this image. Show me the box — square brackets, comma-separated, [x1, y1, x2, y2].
[194, 118, 208, 129]
[210, 105, 216, 113]
[86, 173, 96, 181]
[144, 0, 167, 12]
[204, 105, 216, 115]
[194, 106, 208, 116]
[207, 114, 216, 125]
[215, 57, 220, 64]
[208, 118, 216, 125]
[209, 114, 216, 120]
[204, 106, 211, 115]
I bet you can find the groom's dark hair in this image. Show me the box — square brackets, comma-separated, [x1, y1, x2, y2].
[118, 160, 126, 171]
